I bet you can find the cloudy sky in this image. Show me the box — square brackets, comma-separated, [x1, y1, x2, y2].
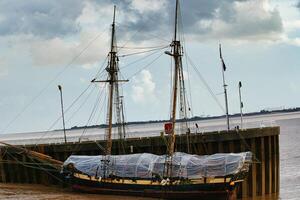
[0, 0, 300, 134]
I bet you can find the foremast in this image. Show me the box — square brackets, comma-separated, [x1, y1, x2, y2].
[106, 5, 117, 156]
[92, 6, 127, 156]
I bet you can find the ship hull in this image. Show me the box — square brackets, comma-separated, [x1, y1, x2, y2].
[68, 175, 237, 200]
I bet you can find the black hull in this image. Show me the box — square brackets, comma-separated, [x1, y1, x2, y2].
[68, 176, 238, 200]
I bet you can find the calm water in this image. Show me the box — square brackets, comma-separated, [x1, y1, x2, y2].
[274, 118, 300, 200]
[0, 113, 299, 200]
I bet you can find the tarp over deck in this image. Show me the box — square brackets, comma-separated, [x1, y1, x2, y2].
[64, 152, 252, 179]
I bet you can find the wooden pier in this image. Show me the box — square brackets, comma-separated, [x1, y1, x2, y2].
[0, 127, 280, 198]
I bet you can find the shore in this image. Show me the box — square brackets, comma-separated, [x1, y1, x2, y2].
[0, 183, 154, 200]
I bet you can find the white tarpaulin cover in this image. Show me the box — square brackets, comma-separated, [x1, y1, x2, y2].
[63, 152, 252, 179]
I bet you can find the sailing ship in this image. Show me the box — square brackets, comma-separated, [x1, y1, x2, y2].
[61, 1, 252, 199]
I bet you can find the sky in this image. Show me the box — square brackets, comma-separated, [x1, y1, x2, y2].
[0, 0, 300, 134]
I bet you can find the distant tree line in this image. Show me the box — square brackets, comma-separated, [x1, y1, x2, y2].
[69, 107, 300, 130]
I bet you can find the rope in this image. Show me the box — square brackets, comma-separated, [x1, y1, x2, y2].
[126, 52, 164, 80]
[33, 55, 109, 146]
[117, 45, 168, 49]
[33, 83, 95, 146]
[179, 9, 194, 118]
[119, 46, 168, 57]
[120, 48, 164, 70]
[72, 83, 107, 153]
[65, 85, 97, 124]
[6, 151, 64, 183]
[186, 54, 226, 113]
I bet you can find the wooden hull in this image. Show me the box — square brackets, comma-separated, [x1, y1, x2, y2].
[67, 175, 238, 199]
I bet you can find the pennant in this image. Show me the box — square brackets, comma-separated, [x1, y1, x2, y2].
[219, 44, 226, 71]
[239, 81, 242, 88]
[222, 58, 226, 71]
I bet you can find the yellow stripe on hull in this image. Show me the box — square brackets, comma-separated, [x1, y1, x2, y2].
[73, 173, 233, 186]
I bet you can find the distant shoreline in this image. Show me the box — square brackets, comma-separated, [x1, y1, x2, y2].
[69, 107, 300, 130]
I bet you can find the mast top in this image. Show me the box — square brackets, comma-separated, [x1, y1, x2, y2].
[110, 5, 117, 53]
[174, 0, 179, 41]
[219, 44, 222, 59]
[113, 5, 116, 25]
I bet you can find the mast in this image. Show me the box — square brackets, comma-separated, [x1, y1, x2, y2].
[120, 96, 126, 139]
[219, 44, 230, 131]
[238, 81, 243, 129]
[106, 5, 117, 155]
[163, 0, 183, 177]
[58, 85, 67, 144]
[169, 0, 180, 157]
[92, 6, 127, 155]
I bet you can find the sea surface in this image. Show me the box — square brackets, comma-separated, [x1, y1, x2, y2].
[0, 112, 299, 199]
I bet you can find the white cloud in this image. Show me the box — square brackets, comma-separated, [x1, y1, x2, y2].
[76, 1, 100, 25]
[131, 0, 167, 13]
[29, 29, 110, 68]
[0, 1, 114, 69]
[0, 0, 83, 38]
[30, 37, 73, 67]
[283, 20, 300, 32]
[192, 0, 283, 42]
[0, 0, 296, 72]
[131, 69, 157, 103]
[76, 1, 112, 28]
[281, 36, 300, 46]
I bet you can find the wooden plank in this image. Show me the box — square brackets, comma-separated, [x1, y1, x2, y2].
[6, 152, 16, 183]
[241, 141, 248, 198]
[22, 155, 30, 183]
[276, 135, 280, 193]
[267, 136, 272, 194]
[273, 135, 277, 193]
[218, 142, 223, 153]
[15, 154, 22, 183]
[261, 137, 265, 196]
[229, 141, 234, 153]
[207, 142, 213, 155]
[251, 138, 257, 197]
[0, 150, 6, 183]
[32, 166, 38, 184]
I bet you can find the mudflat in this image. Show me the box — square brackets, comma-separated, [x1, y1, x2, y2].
[0, 183, 153, 200]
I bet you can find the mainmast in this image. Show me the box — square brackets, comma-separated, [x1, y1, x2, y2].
[164, 0, 183, 177]
[168, 0, 181, 157]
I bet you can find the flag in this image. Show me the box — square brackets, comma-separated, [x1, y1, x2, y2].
[241, 102, 244, 108]
[219, 44, 226, 71]
[164, 123, 173, 134]
[221, 58, 226, 71]
[239, 81, 242, 88]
